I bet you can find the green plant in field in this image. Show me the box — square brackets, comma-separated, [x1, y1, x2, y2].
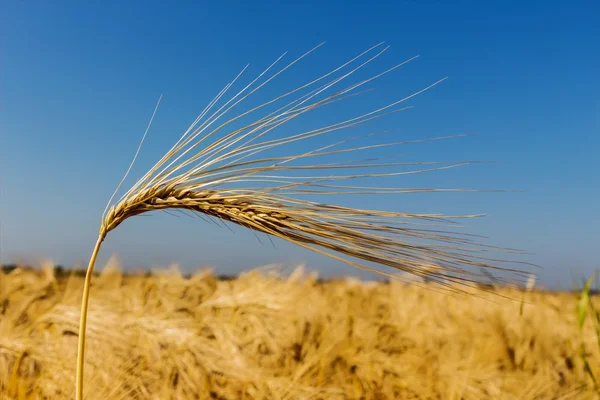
[576, 270, 600, 393]
[75, 43, 533, 399]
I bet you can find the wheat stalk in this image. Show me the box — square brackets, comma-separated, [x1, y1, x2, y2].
[75, 43, 532, 399]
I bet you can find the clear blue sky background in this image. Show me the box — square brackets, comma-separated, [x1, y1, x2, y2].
[1, 1, 598, 289]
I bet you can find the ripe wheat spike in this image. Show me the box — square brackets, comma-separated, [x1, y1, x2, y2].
[75, 43, 532, 399]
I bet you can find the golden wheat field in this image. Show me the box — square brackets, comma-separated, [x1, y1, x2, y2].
[1, 259, 598, 400]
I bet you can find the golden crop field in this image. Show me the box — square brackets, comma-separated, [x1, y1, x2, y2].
[1, 260, 598, 400]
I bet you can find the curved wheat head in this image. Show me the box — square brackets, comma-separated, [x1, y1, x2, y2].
[75, 43, 533, 399]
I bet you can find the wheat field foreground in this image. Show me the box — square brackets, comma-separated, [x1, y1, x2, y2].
[1, 261, 598, 400]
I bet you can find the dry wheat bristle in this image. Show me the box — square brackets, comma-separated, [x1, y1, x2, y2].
[98, 42, 532, 288]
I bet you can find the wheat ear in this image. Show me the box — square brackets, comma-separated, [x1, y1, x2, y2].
[75, 43, 532, 399]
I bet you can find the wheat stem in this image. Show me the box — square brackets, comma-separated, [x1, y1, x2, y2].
[76, 235, 104, 400]
[72, 44, 532, 399]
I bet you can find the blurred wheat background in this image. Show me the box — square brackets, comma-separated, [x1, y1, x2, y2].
[1, 259, 598, 400]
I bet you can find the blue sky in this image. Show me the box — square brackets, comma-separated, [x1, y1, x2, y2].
[1, 1, 598, 288]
